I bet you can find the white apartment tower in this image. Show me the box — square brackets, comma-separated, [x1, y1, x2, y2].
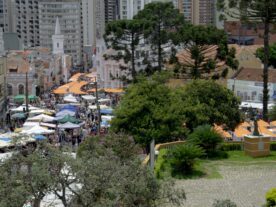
[38, 0, 83, 65]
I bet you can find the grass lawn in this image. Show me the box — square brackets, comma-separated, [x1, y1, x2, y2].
[155, 149, 276, 180]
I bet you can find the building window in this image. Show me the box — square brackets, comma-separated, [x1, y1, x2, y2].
[7, 84, 13, 96]
[57, 43, 59, 48]
[0, 84, 2, 97]
[18, 84, 24, 95]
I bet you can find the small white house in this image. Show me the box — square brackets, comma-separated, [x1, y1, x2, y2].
[228, 67, 276, 103]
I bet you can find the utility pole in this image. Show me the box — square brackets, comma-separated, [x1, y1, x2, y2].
[95, 80, 101, 135]
[25, 72, 29, 116]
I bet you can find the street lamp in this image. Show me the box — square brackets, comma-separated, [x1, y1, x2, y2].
[88, 79, 101, 135]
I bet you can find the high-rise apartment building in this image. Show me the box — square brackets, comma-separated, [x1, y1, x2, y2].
[38, 0, 83, 65]
[120, 0, 146, 19]
[174, 0, 215, 25]
[3, 0, 40, 47]
[82, 0, 96, 47]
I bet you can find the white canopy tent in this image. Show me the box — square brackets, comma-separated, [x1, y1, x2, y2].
[55, 110, 75, 118]
[64, 94, 78, 103]
[89, 105, 109, 110]
[10, 105, 40, 112]
[58, 122, 81, 129]
[27, 114, 55, 122]
[82, 95, 96, 101]
[21, 125, 55, 135]
[240, 102, 275, 110]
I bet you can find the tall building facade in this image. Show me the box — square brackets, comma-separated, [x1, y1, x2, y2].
[120, 0, 146, 19]
[174, 0, 215, 25]
[38, 0, 83, 65]
[3, 0, 40, 47]
[82, 0, 96, 47]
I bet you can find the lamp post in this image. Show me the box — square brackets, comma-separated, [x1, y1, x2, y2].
[25, 72, 29, 117]
[89, 79, 101, 135]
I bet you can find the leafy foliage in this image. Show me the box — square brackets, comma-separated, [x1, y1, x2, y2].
[266, 188, 276, 207]
[177, 80, 242, 131]
[168, 144, 204, 175]
[269, 105, 276, 121]
[104, 19, 151, 81]
[111, 72, 187, 149]
[256, 43, 276, 68]
[174, 24, 238, 79]
[134, 2, 186, 71]
[187, 125, 224, 157]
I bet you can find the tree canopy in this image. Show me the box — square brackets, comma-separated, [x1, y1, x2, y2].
[111, 72, 187, 149]
[174, 25, 238, 79]
[256, 43, 276, 68]
[104, 19, 151, 81]
[217, 0, 276, 120]
[177, 80, 242, 130]
[134, 2, 186, 72]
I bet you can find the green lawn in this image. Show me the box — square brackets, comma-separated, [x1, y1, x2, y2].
[155, 149, 276, 180]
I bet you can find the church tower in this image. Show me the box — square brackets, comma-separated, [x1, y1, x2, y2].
[52, 17, 64, 55]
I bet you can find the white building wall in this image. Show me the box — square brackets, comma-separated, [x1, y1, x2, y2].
[82, 0, 96, 47]
[228, 79, 276, 103]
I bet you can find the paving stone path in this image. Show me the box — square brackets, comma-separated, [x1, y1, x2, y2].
[175, 164, 276, 207]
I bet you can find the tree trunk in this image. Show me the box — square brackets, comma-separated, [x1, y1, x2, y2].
[33, 198, 41, 207]
[131, 33, 136, 81]
[263, 20, 270, 121]
[158, 22, 162, 71]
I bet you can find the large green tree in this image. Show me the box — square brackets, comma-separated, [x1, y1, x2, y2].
[256, 43, 276, 68]
[104, 19, 150, 81]
[174, 25, 238, 79]
[111, 72, 187, 149]
[177, 80, 242, 130]
[134, 2, 185, 71]
[217, 0, 276, 120]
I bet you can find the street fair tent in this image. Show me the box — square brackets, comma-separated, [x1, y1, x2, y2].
[0, 133, 35, 148]
[64, 94, 78, 103]
[33, 135, 47, 141]
[57, 114, 81, 124]
[101, 115, 114, 121]
[98, 98, 111, 104]
[58, 122, 81, 129]
[14, 95, 38, 102]
[11, 113, 26, 119]
[60, 105, 77, 112]
[56, 110, 75, 118]
[29, 109, 47, 115]
[53, 81, 88, 95]
[104, 88, 125, 93]
[89, 105, 109, 110]
[10, 105, 40, 112]
[27, 114, 55, 122]
[100, 108, 113, 115]
[21, 125, 55, 135]
[82, 95, 96, 101]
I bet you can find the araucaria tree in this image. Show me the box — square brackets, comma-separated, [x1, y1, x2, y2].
[217, 0, 276, 120]
[134, 2, 185, 72]
[174, 25, 238, 79]
[104, 19, 150, 81]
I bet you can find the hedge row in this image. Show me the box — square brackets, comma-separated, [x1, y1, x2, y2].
[221, 142, 276, 151]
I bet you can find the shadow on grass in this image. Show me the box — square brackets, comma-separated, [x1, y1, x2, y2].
[171, 169, 206, 179]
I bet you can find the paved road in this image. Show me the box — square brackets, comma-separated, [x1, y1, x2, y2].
[175, 164, 276, 207]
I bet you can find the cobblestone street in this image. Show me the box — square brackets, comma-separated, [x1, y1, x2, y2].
[176, 164, 276, 207]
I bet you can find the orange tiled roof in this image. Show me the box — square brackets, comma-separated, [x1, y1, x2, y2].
[69, 73, 84, 82]
[53, 81, 88, 95]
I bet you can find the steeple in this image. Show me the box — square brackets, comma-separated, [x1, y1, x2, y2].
[52, 17, 64, 55]
[55, 17, 61, 35]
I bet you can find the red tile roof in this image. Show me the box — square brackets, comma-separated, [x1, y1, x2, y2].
[233, 68, 276, 83]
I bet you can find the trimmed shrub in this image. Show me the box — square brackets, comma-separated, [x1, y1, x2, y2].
[270, 142, 276, 151]
[221, 143, 242, 151]
[266, 188, 276, 207]
[168, 144, 204, 175]
[187, 125, 223, 157]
